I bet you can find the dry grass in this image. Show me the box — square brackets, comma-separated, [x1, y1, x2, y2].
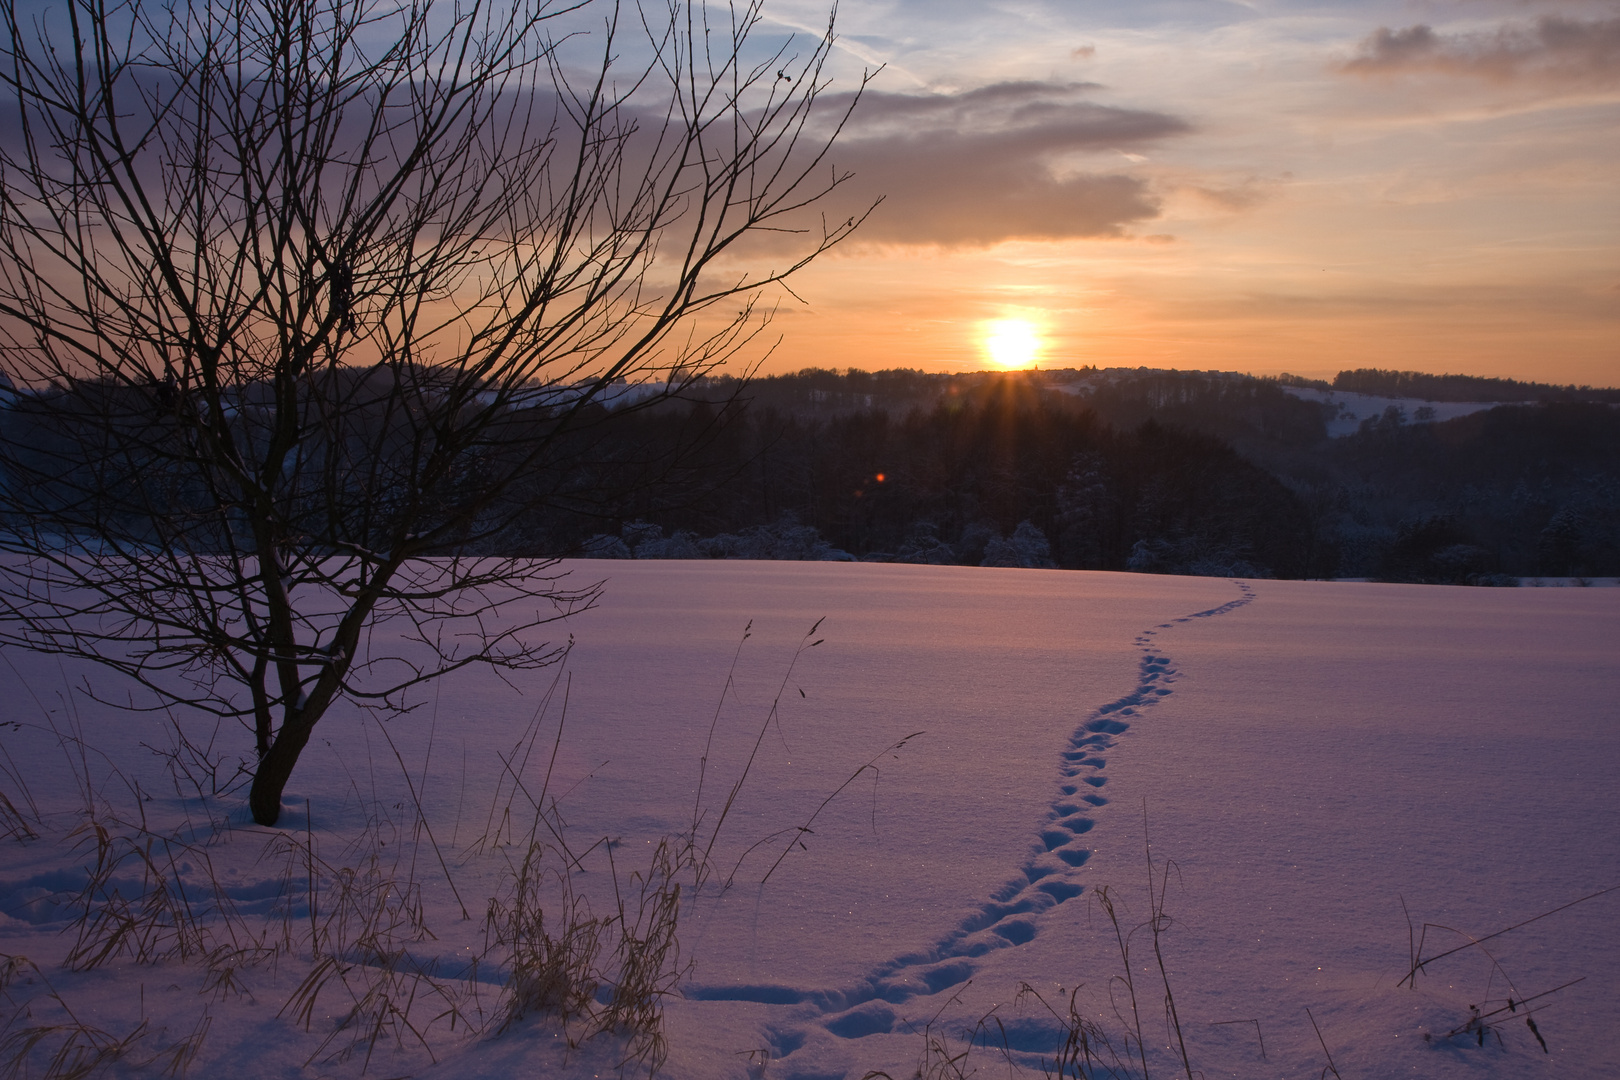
[0, 955, 207, 1080]
[0, 619, 909, 1078]
[483, 757, 687, 1073]
[1398, 887, 1614, 1056]
[860, 984, 1017, 1080]
[1, 701, 677, 1077]
[592, 838, 685, 1072]
[64, 821, 251, 971]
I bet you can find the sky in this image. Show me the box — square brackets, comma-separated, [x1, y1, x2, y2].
[723, 0, 1620, 384]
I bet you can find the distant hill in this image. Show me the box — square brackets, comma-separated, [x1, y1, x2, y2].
[644, 366, 1620, 580]
[1330, 368, 1620, 404]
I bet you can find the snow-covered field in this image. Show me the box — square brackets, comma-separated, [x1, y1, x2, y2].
[1279, 387, 1512, 437]
[2, 562, 1616, 1079]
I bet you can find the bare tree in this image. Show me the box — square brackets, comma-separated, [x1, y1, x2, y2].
[0, 0, 870, 824]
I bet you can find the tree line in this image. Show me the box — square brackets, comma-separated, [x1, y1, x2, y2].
[13, 365, 1614, 590]
[1328, 368, 1620, 404]
[559, 367, 1620, 583]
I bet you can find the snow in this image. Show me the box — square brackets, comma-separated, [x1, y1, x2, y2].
[2, 562, 1616, 1079]
[1280, 386, 1514, 437]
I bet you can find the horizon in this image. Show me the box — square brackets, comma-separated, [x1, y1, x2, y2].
[717, 363, 1620, 394]
[724, 1, 1619, 387]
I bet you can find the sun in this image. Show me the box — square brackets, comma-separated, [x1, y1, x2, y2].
[983, 319, 1041, 369]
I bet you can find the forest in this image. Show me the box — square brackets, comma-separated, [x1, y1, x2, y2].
[1320, 368, 1620, 404]
[553, 367, 1620, 583]
[5, 366, 1617, 583]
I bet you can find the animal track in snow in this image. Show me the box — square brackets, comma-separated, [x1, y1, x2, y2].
[692, 581, 1257, 1072]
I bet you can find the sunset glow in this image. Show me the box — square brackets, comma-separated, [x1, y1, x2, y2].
[741, 2, 1618, 386]
[983, 319, 1041, 369]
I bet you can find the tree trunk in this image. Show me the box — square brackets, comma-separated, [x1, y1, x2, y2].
[248, 713, 320, 826]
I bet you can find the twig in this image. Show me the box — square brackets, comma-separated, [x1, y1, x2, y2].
[698, 618, 825, 887]
[1144, 803, 1193, 1080]
[755, 730, 924, 886]
[374, 719, 469, 920]
[1400, 894, 1415, 979]
[1440, 976, 1585, 1037]
[690, 622, 751, 872]
[1210, 1018, 1266, 1061]
[1097, 884, 1150, 1080]
[1306, 1007, 1342, 1080]
[1402, 884, 1620, 986]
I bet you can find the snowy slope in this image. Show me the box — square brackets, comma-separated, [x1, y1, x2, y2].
[1280, 386, 1514, 437]
[1, 563, 1615, 1079]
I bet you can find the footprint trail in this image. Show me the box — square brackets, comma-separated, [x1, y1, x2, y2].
[686, 581, 1257, 1070]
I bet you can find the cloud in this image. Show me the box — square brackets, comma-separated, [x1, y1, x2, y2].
[1187, 181, 1268, 212]
[820, 81, 1190, 246]
[1341, 15, 1620, 86]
